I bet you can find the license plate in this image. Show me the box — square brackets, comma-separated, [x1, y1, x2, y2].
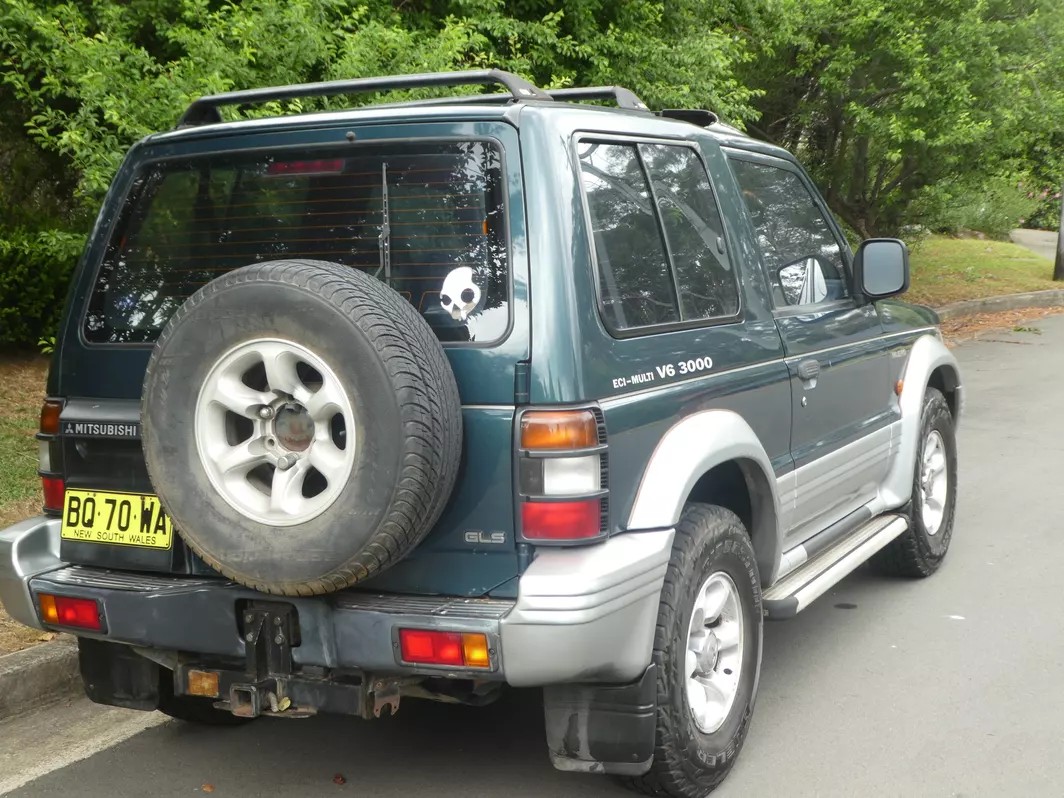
[61, 489, 174, 550]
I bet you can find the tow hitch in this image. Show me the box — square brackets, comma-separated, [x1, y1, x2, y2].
[175, 601, 411, 720]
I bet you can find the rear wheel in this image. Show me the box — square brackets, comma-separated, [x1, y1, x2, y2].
[872, 387, 957, 577]
[622, 504, 762, 798]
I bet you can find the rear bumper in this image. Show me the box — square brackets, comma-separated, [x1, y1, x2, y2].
[0, 517, 672, 687]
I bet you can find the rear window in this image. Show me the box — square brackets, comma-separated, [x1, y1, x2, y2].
[84, 140, 509, 344]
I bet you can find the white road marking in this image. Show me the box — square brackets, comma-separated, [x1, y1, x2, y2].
[0, 697, 166, 795]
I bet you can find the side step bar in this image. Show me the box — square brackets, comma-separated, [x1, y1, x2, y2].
[763, 514, 909, 619]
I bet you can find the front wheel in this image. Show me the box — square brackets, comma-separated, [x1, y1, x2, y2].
[872, 387, 957, 577]
[622, 504, 763, 798]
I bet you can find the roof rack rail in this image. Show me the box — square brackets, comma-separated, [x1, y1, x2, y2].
[175, 69, 553, 128]
[548, 87, 649, 111]
[658, 108, 719, 127]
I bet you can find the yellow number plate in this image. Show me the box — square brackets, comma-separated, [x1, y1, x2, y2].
[61, 489, 173, 550]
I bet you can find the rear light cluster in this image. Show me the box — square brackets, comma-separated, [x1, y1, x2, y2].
[398, 629, 491, 668]
[38, 593, 104, 631]
[517, 409, 608, 544]
[38, 399, 65, 514]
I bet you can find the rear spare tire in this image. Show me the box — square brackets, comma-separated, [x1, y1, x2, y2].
[142, 259, 463, 595]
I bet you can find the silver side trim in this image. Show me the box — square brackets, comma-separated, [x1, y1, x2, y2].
[880, 334, 962, 507]
[500, 529, 674, 686]
[764, 515, 908, 617]
[0, 517, 64, 630]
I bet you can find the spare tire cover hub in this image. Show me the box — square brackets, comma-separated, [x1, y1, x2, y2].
[194, 337, 356, 527]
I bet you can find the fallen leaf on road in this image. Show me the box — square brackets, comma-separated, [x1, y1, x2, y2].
[202, 785, 215, 793]
[36, 632, 57, 642]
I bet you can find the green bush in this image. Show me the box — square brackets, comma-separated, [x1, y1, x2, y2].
[0, 229, 86, 346]
[911, 176, 1041, 240]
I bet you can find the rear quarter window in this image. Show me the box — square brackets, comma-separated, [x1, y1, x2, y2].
[84, 141, 509, 344]
[577, 139, 740, 335]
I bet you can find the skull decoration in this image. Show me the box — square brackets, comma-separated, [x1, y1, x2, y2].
[440, 266, 482, 322]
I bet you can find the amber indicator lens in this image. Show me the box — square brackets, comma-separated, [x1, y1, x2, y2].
[520, 410, 597, 450]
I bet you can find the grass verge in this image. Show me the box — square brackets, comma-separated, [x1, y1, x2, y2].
[0, 354, 50, 655]
[907, 234, 1057, 307]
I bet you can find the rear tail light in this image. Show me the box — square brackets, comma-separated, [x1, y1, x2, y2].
[38, 594, 104, 631]
[517, 408, 608, 544]
[520, 411, 597, 449]
[398, 630, 491, 668]
[521, 499, 601, 540]
[38, 399, 65, 514]
[42, 477, 65, 513]
[39, 400, 62, 435]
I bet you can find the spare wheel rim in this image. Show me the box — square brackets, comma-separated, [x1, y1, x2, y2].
[194, 338, 357, 527]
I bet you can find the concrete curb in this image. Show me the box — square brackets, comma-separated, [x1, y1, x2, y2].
[935, 289, 1064, 320]
[0, 638, 81, 720]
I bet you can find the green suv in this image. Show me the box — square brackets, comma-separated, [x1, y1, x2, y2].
[0, 70, 962, 797]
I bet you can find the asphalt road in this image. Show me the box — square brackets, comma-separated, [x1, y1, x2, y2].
[4, 317, 1064, 798]
[1010, 227, 1059, 261]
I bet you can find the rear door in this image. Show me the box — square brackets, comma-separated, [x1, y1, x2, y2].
[725, 151, 891, 545]
[54, 120, 529, 595]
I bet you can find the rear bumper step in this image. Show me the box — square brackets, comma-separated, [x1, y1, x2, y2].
[3, 517, 674, 689]
[763, 514, 909, 619]
[31, 565, 513, 679]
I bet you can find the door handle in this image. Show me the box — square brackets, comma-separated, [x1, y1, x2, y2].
[797, 359, 821, 381]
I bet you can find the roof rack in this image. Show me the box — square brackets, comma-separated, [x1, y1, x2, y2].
[175, 69, 552, 127]
[548, 87, 649, 111]
[393, 85, 653, 112]
[174, 70, 678, 128]
[658, 108, 719, 127]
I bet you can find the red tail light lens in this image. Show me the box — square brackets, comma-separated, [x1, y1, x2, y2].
[521, 499, 601, 541]
[39, 594, 103, 631]
[42, 477, 65, 513]
[398, 630, 491, 668]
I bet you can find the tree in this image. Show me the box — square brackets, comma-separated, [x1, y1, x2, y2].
[1055, 188, 1064, 281]
[740, 0, 1064, 238]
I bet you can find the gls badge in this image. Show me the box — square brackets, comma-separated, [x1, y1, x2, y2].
[464, 530, 506, 545]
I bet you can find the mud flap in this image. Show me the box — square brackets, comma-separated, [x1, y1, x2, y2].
[542, 664, 657, 776]
[79, 638, 162, 711]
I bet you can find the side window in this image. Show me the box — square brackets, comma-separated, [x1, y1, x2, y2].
[579, 143, 679, 329]
[728, 158, 850, 308]
[640, 144, 739, 320]
[578, 140, 740, 333]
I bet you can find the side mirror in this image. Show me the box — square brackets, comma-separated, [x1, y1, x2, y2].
[854, 238, 909, 300]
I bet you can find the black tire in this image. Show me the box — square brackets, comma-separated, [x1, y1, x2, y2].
[622, 504, 763, 798]
[872, 387, 957, 578]
[142, 260, 463, 596]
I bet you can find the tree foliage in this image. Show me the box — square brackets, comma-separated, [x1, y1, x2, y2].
[744, 0, 1064, 237]
[0, 0, 1062, 343]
